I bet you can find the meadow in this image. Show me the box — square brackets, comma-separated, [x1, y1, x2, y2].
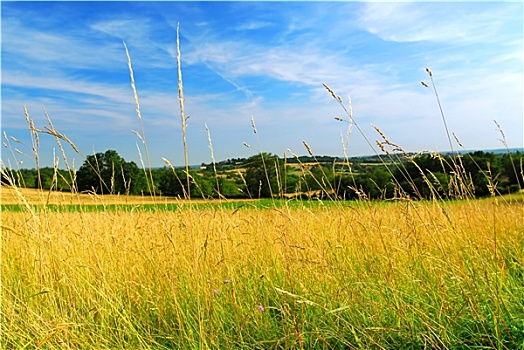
[2, 185, 524, 349]
[2, 37, 523, 349]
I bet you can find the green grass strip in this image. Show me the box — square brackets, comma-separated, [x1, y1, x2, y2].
[0, 198, 367, 213]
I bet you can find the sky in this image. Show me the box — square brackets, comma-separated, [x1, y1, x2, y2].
[1, 1, 523, 169]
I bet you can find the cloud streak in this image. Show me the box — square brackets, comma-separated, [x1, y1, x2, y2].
[357, 2, 521, 44]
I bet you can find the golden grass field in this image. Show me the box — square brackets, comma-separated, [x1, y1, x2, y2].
[2, 187, 523, 349]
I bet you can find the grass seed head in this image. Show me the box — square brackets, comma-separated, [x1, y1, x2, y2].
[251, 116, 258, 134]
[452, 132, 463, 147]
[323, 83, 341, 102]
[376, 140, 390, 155]
[302, 140, 314, 156]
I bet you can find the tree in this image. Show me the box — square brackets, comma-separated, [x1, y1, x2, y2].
[500, 151, 523, 192]
[366, 166, 394, 199]
[157, 167, 184, 197]
[157, 168, 214, 198]
[191, 172, 213, 198]
[244, 153, 282, 198]
[216, 177, 244, 198]
[76, 150, 145, 194]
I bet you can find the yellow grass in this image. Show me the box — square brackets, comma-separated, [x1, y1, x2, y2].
[0, 186, 244, 206]
[2, 191, 523, 348]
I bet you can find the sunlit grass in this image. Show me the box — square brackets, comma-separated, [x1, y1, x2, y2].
[2, 192, 523, 349]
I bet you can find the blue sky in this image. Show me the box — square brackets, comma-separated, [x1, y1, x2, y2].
[2, 1, 523, 169]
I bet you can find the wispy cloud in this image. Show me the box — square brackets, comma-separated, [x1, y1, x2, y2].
[236, 20, 273, 31]
[357, 2, 521, 44]
[2, 17, 125, 71]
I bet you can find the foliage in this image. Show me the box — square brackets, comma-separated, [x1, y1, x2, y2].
[75, 150, 145, 195]
[393, 151, 523, 199]
[244, 152, 283, 198]
[1, 167, 71, 191]
[157, 167, 214, 198]
[3, 150, 522, 200]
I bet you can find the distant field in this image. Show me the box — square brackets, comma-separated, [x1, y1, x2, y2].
[0, 186, 337, 212]
[0, 186, 191, 206]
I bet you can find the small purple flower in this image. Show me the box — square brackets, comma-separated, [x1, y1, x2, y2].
[257, 305, 265, 312]
[223, 279, 231, 284]
[70, 302, 75, 308]
[212, 289, 219, 295]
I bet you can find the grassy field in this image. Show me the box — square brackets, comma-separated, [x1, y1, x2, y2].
[2, 187, 523, 349]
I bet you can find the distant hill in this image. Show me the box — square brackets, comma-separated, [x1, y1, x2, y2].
[451, 147, 523, 155]
[195, 148, 523, 170]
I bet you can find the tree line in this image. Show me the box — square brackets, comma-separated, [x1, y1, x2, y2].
[2, 149, 522, 200]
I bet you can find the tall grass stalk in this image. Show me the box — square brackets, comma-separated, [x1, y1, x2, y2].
[302, 140, 337, 200]
[176, 23, 191, 199]
[42, 106, 78, 194]
[205, 124, 224, 200]
[250, 116, 275, 199]
[23, 106, 42, 191]
[422, 67, 454, 156]
[323, 84, 410, 199]
[495, 119, 523, 191]
[123, 41, 156, 197]
[334, 95, 357, 198]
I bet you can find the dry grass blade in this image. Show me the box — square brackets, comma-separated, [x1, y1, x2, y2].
[42, 106, 78, 192]
[123, 41, 156, 196]
[123, 42, 143, 122]
[205, 123, 222, 199]
[177, 23, 190, 199]
[249, 115, 275, 199]
[494, 119, 523, 189]
[37, 126, 81, 156]
[425, 67, 454, 156]
[452, 132, 463, 147]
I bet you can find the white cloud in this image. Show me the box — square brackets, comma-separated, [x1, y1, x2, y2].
[90, 19, 148, 40]
[1, 17, 126, 71]
[3, 71, 133, 105]
[236, 20, 273, 31]
[357, 2, 520, 44]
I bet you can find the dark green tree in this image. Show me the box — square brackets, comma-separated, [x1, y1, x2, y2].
[366, 166, 394, 199]
[244, 153, 282, 198]
[76, 150, 144, 194]
[15, 169, 37, 188]
[191, 172, 213, 198]
[216, 177, 244, 198]
[157, 167, 184, 197]
[500, 151, 523, 192]
[284, 173, 300, 194]
[157, 168, 215, 198]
